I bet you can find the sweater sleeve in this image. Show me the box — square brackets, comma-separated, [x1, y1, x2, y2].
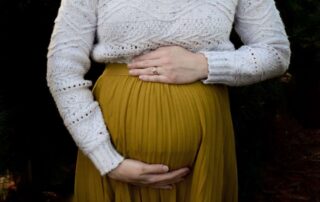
[46, 0, 124, 175]
[199, 0, 291, 86]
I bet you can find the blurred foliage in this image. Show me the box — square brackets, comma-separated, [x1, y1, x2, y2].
[228, 78, 289, 201]
[0, 94, 11, 173]
[284, 0, 320, 49]
[0, 91, 19, 174]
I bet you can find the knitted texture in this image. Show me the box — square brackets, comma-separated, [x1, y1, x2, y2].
[47, 0, 291, 175]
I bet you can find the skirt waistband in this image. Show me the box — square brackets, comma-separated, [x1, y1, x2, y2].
[103, 63, 130, 76]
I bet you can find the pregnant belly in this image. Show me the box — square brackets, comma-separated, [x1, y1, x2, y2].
[93, 63, 223, 169]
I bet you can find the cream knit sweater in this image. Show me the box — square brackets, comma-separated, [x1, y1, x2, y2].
[47, 0, 291, 175]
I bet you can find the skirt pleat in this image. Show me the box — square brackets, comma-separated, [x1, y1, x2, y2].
[73, 63, 238, 202]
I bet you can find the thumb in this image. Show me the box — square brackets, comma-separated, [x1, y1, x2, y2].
[142, 164, 169, 174]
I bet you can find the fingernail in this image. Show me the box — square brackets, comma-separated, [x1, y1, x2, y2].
[162, 165, 169, 172]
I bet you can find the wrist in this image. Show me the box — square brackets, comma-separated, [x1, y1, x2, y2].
[194, 52, 209, 80]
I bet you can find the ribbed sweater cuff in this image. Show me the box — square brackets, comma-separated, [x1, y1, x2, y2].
[198, 50, 237, 85]
[87, 139, 125, 176]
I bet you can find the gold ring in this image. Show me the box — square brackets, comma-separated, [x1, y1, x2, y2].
[152, 67, 160, 75]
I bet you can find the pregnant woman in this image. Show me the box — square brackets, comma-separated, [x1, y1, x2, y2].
[46, 0, 291, 201]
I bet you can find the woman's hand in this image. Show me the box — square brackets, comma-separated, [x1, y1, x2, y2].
[108, 159, 190, 189]
[127, 46, 209, 84]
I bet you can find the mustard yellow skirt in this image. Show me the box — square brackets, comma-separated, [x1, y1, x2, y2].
[73, 63, 238, 202]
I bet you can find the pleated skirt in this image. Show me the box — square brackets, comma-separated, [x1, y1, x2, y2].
[73, 63, 238, 202]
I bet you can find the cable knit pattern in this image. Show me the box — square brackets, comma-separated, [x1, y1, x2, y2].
[47, 0, 290, 175]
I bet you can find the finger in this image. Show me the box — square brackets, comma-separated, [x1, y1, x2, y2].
[139, 75, 170, 83]
[128, 59, 162, 69]
[141, 164, 169, 175]
[154, 168, 190, 184]
[132, 49, 164, 62]
[144, 167, 190, 185]
[129, 67, 162, 76]
[154, 176, 185, 186]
